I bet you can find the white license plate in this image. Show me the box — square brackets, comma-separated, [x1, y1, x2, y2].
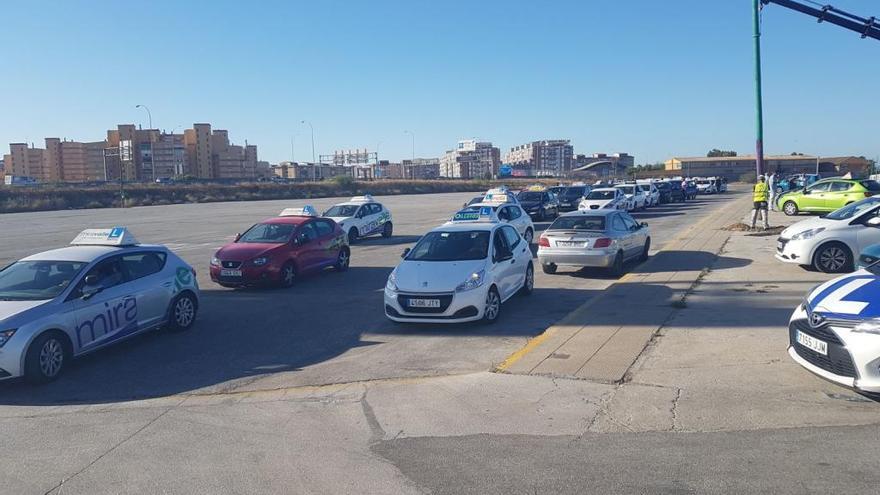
[796, 330, 828, 355]
[408, 299, 440, 308]
[220, 269, 242, 277]
[777, 241, 785, 251]
[557, 241, 585, 247]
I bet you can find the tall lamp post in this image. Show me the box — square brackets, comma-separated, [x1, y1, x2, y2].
[135, 104, 155, 181]
[403, 130, 415, 179]
[752, 0, 765, 178]
[301, 120, 316, 181]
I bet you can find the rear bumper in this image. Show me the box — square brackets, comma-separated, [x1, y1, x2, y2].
[538, 248, 616, 268]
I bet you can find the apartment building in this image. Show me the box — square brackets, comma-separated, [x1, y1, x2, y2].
[4, 143, 45, 180]
[152, 134, 187, 178]
[505, 140, 573, 177]
[184, 123, 214, 179]
[440, 140, 500, 179]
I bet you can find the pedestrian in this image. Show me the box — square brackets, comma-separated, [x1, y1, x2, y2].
[751, 175, 770, 231]
[768, 172, 777, 211]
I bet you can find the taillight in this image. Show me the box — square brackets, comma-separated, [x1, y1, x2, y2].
[538, 236, 550, 247]
[593, 238, 612, 248]
[866, 192, 874, 198]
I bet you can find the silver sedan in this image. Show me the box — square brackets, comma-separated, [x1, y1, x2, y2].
[537, 209, 651, 276]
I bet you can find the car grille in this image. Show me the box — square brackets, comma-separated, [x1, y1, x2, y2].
[397, 292, 454, 314]
[791, 317, 843, 345]
[789, 320, 857, 378]
[776, 237, 789, 253]
[222, 261, 242, 269]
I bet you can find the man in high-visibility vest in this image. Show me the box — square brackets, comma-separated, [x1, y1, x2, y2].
[751, 175, 770, 230]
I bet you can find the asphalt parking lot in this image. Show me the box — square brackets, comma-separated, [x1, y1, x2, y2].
[0, 190, 735, 403]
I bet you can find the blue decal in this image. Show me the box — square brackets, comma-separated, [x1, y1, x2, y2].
[108, 227, 124, 239]
[480, 207, 492, 216]
[810, 275, 880, 318]
[76, 297, 139, 348]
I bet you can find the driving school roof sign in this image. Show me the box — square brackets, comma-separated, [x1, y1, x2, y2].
[71, 227, 139, 246]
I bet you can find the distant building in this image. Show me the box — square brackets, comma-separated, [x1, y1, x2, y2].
[440, 140, 500, 179]
[505, 140, 573, 177]
[401, 158, 440, 179]
[4, 143, 44, 182]
[152, 133, 187, 178]
[817, 156, 874, 177]
[571, 153, 634, 180]
[665, 155, 821, 179]
[274, 161, 351, 181]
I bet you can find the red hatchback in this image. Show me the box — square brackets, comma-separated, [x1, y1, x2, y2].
[210, 213, 350, 287]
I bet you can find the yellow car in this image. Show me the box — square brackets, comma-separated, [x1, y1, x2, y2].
[777, 178, 880, 216]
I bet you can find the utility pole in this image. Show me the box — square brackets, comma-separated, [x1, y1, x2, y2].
[404, 130, 415, 179]
[301, 120, 316, 181]
[136, 104, 155, 181]
[753, 0, 765, 178]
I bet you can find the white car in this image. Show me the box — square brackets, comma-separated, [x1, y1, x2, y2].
[451, 195, 535, 244]
[776, 197, 880, 273]
[579, 188, 628, 211]
[323, 195, 393, 244]
[636, 181, 660, 207]
[695, 179, 717, 194]
[385, 208, 533, 324]
[0, 228, 199, 384]
[614, 184, 648, 211]
[787, 261, 880, 395]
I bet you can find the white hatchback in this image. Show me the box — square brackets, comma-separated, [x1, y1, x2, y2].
[0, 228, 200, 384]
[323, 195, 393, 244]
[614, 184, 648, 211]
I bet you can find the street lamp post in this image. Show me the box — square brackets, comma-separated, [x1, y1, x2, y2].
[403, 130, 415, 179]
[301, 120, 316, 181]
[752, 0, 765, 178]
[135, 104, 155, 181]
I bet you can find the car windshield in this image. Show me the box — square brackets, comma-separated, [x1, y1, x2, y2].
[239, 223, 296, 243]
[407, 231, 490, 261]
[548, 216, 606, 231]
[324, 205, 359, 217]
[517, 192, 543, 202]
[0, 260, 87, 301]
[466, 197, 484, 206]
[860, 180, 880, 192]
[563, 187, 587, 197]
[824, 197, 880, 221]
[697, 180, 711, 185]
[656, 183, 670, 190]
[617, 186, 635, 195]
[587, 190, 615, 200]
[638, 184, 651, 192]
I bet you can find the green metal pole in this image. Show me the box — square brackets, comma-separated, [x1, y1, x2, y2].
[753, 0, 765, 177]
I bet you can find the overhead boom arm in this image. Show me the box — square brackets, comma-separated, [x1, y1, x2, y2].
[761, 0, 880, 41]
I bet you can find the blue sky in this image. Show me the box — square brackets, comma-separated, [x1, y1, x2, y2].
[1, 0, 877, 164]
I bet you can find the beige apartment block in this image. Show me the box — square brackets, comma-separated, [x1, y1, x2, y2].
[6, 143, 46, 181]
[185, 123, 214, 179]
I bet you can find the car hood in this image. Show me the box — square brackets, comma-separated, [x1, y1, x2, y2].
[0, 299, 51, 327]
[394, 259, 487, 292]
[216, 242, 283, 262]
[580, 199, 614, 208]
[781, 216, 838, 238]
[807, 270, 880, 318]
[326, 216, 351, 225]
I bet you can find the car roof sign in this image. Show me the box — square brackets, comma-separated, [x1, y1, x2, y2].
[71, 227, 139, 246]
[451, 206, 498, 223]
[483, 193, 511, 205]
[279, 205, 318, 217]
[349, 194, 375, 203]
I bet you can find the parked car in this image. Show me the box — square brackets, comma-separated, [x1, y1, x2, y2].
[658, 181, 685, 203]
[557, 185, 592, 212]
[614, 184, 648, 211]
[695, 179, 717, 194]
[683, 180, 698, 200]
[777, 179, 880, 216]
[516, 190, 560, 221]
[636, 181, 660, 207]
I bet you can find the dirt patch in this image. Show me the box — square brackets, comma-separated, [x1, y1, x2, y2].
[722, 223, 784, 236]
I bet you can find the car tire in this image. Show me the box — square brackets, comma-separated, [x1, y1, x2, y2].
[482, 286, 502, 324]
[167, 292, 198, 332]
[348, 227, 359, 245]
[24, 331, 70, 384]
[639, 238, 651, 263]
[520, 263, 534, 296]
[813, 242, 853, 274]
[542, 263, 557, 274]
[783, 201, 799, 216]
[382, 222, 393, 238]
[280, 262, 297, 288]
[608, 251, 625, 277]
[523, 228, 534, 244]
[335, 247, 350, 272]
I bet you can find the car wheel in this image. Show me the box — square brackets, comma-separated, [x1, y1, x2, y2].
[348, 227, 359, 244]
[783, 201, 799, 216]
[280, 262, 297, 288]
[382, 222, 393, 238]
[482, 286, 501, 324]
[639, 238, 651, 263]
[167, 292, 198, 332]
[523, 228, 534, 244]
[608, 251, 625, 277]
[813, 242, 853, 274]
[335, 247, 350, 272]
[520, 263, 534, 296]
[24, 331, 70, 384]
[542, 263, 557, 274]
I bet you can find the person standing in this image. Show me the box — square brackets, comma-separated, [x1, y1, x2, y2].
[751, 175, 770, 230]
[768, 172, 777, 211]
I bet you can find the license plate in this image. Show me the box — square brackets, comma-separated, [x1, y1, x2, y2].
[777, 241, 785, 251]
[220, 269, 242, 277]
[556, 241, 585, 247]
[408, 299, 440, 308]
[796, 330, 828, 355]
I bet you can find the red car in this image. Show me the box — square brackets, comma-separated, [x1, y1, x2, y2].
[210, 209, 350, 287]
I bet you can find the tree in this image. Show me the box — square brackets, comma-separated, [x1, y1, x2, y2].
[707, 149, 737, 157]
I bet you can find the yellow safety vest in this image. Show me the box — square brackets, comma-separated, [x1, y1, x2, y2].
[753, 182, 768, 202]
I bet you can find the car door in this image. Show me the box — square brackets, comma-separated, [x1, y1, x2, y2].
[69, 255, 141, 353]
[610, 214, 634, 257]
[313, 219, 339, 268]
[118, 251, 170, 330]
[855, 209, 880, 254]
[293, 221, 321, 271]
[491, 228, 517, 299]
[507, 205, 527, 235]
[501, 225, 529, 291]
[827, 181, 852, 210]
[621, 213, 646, 257]
[801, 182, 831, 211]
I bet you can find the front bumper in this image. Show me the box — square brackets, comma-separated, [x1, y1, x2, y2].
[384, 286, 486, 323]
[0, 334, 30, 380]
[210, 264, 280, 286]
[774, 237, 811, 266]
[558, 202, 579, 211]
[538, 248, 616, 268]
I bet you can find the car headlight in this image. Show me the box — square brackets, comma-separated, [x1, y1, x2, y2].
[853, 319, 880, 335]
[385, 270, 399, 293]
[0, 329, 17, 347]
[455, 270, 485, 292]
[210, 256, 220, 267]
[251, 257, 269, 266]
[790, 228, 825, 241]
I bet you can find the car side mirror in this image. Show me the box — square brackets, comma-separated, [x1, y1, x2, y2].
[81, 275, 103, 300]
[234, 233, 242, 242]
[641, 222, 649, 229]
[401, 247, 411, 258]
[866, 217, 880, 228]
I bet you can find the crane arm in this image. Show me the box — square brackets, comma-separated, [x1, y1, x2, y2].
[761, 0, 880, 41]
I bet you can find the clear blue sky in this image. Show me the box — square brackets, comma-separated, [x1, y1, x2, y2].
[1, 0, 877, 165]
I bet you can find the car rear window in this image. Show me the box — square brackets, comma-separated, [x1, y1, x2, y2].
[548, 216, 606, 231]
[860, 180, 880, 192]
